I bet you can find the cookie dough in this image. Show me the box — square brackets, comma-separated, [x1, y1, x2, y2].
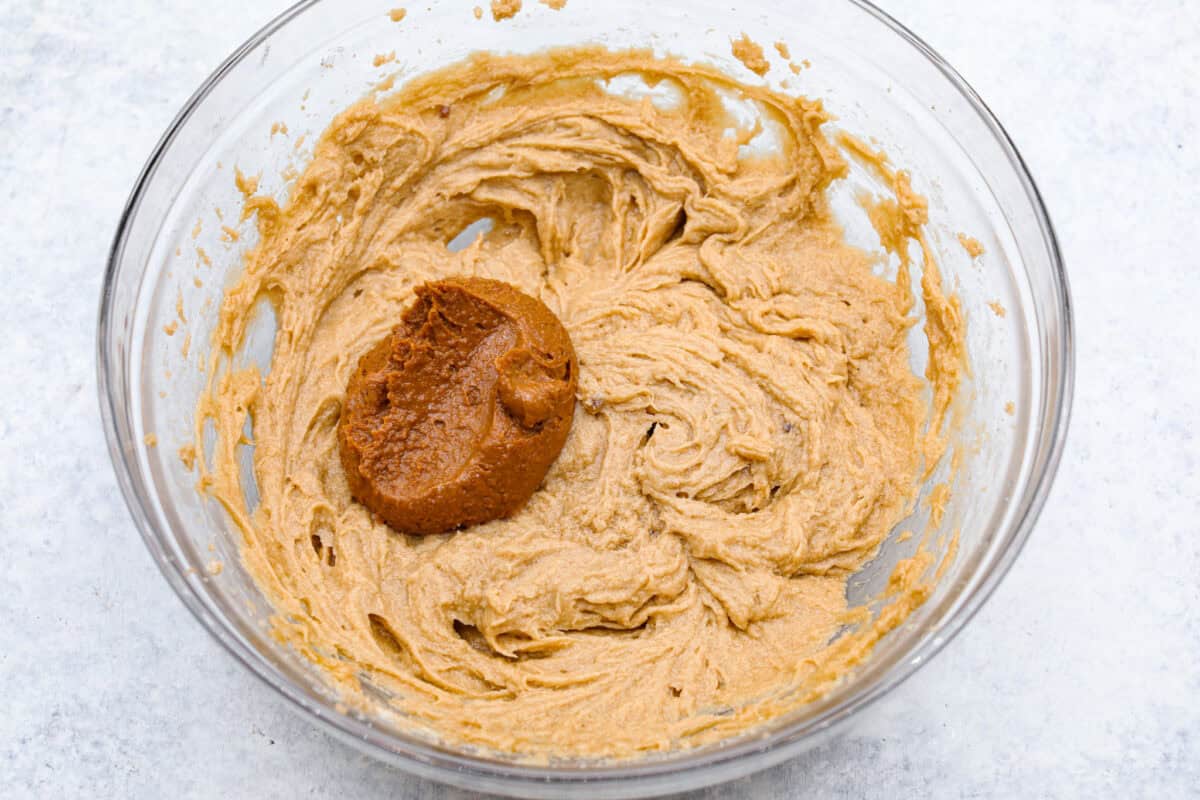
[338, 277, 577, 535]
[197, 47, 964, 758]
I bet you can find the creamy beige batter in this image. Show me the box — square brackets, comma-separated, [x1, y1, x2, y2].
[195, 47, 965, 759]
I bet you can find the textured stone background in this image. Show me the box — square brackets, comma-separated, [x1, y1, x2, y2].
[1, 0, 1197, 796]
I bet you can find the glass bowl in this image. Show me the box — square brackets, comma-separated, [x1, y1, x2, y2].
[97, 0, 1073, 796]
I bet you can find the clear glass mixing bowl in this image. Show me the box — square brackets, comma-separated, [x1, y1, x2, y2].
[97, 0, 1073, 796]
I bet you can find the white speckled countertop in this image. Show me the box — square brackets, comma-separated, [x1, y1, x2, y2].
[2, 1, 1198, 797]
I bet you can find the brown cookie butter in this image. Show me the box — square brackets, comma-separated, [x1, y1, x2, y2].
[337, 277, 577, 535]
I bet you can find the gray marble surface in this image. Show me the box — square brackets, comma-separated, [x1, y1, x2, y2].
[2, 0, 1198, 797]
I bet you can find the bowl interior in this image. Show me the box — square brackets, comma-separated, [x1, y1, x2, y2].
[101, 0, 1068, 794]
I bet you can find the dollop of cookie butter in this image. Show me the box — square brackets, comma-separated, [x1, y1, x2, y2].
[337, 277, 577, 535]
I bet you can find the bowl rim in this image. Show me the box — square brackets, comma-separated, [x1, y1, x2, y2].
[97, 0, 1074, 792]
